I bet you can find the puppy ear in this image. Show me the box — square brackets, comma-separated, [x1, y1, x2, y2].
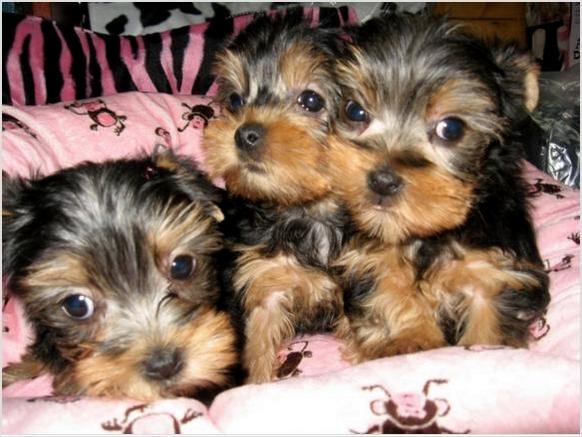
[2, 171, 28, 211]
[493, 45, 540, 114]
[2, 172, 33, 277]
[212, 49, 245, 100]
[152, 143, 181, 172]
[150, 146, 225, 223]
[204, 202, 225, 223]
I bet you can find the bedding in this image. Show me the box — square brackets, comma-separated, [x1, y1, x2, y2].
[2, 91, 580, 434]
[2, 7, 357, 106]
[86, 2, 360, 36]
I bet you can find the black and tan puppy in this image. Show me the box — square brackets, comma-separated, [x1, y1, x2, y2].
[2, 148, 239, 402]
[203, 10, 351, 383]
[328, 14, 550, 362]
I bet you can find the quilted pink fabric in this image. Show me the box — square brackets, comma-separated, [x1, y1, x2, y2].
[2, 92, 579, 433]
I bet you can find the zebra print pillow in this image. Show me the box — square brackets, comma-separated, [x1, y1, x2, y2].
[3, 6, 358, 106]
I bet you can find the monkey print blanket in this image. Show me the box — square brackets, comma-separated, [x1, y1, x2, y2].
[2, 92, 580, 434]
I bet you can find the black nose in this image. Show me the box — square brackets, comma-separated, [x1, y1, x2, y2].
[367, 168, 403, 196]
[143, 348, 183, 381]
[235, 123, 264, 152]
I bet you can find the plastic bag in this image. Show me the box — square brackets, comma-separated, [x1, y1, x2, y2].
[529, 66, 580, 188]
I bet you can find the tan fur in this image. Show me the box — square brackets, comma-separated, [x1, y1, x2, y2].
[234, 250, 343, 382]
[204, 106, 331, 205]
[426, 79, 496, 117]
[213, 49, 247, 94]
[425, 245, 541, 347]
[280, 43, 330, 91]
[425, 80, 503, 137]
[329, 18, 546, 363]
[73, 309, 236, 400]
[150, 202, 222, 260]
[328, 135, 475, 244]
[204, 34, 345, 383]
[204, 37, 336, 206]
[523, 66, 540, 112]
[154, 153, 181, 173]
[22, 253, 90, 290]
[493, 50, 541, 112]
[335, 49, 382, 114]
[337, 242, 446, 363]
[338, 240, 545, 362]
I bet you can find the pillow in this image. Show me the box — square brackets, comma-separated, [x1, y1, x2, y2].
[2, 6, 359, 106]
[2, 91, 219, 178]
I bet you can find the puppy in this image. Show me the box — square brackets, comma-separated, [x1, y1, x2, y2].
[203, 10, 351, 383]
[328, 14, 551, 362]
[2, 148, 239, 402]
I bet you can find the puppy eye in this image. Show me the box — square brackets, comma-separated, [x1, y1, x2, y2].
[228, 93, 245, 111]
[345, 101, 368, 122]
[170, 255, 196, 280]
[435, 117, 465, 142]
[297, 90, 325, 113]
[62, 294, 94, 320]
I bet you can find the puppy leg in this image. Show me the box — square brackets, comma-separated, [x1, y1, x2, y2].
[340, 247, 446, 363]
[243, 293, 294, 384]
[429, 246, 549, 347]
[346, 290, 446, 363]
[235, 253, 301, 384]
[236, 250, 345, 382]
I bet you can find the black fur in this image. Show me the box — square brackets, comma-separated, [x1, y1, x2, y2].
[225, 7, 343, 69]
[2, 151, 242, 401]
[341, 270, 377, 319]
[337, 14, 550, 346]
[209, 10, 355, 360]
[214, 7, 343, 111]
[220, 195, 351, 270]
[219, 195, 355, 335]
[2, 153, 222, 284]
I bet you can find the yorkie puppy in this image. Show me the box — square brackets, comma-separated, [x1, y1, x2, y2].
[328, 14, 551, 362]
[203, 10, 351, 383]
[2, 148, 240, 402]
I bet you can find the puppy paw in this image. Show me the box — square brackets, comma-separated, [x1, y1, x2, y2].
[383, 335, 446, 357]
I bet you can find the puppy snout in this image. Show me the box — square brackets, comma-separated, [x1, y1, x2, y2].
[367, 168, 403, 196]
[143, 348, 184, 381]
[235, 123, 265, 152]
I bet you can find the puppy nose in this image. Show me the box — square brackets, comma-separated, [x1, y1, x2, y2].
[143, 348, 184, 381]
[235, 123, 264, 152]
[367, 168, 403, 196]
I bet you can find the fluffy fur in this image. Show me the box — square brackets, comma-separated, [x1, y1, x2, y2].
[2, 149, 241, 402]
[203, 10, 352, 383]
[329, 14, 551, 362]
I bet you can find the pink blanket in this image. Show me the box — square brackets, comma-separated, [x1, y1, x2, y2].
[2, 92, 579, 433]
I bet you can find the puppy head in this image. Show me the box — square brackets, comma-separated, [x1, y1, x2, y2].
[328, 15, 539, 244]
[204, 10, 342, 205]
[2, 150, 237, 401]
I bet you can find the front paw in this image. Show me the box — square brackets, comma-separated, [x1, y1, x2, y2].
[244, 356, 278, 384]
[384, 332, 447, 357]
[245, 369, 274, 384]
[494, 276, 550, 346]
